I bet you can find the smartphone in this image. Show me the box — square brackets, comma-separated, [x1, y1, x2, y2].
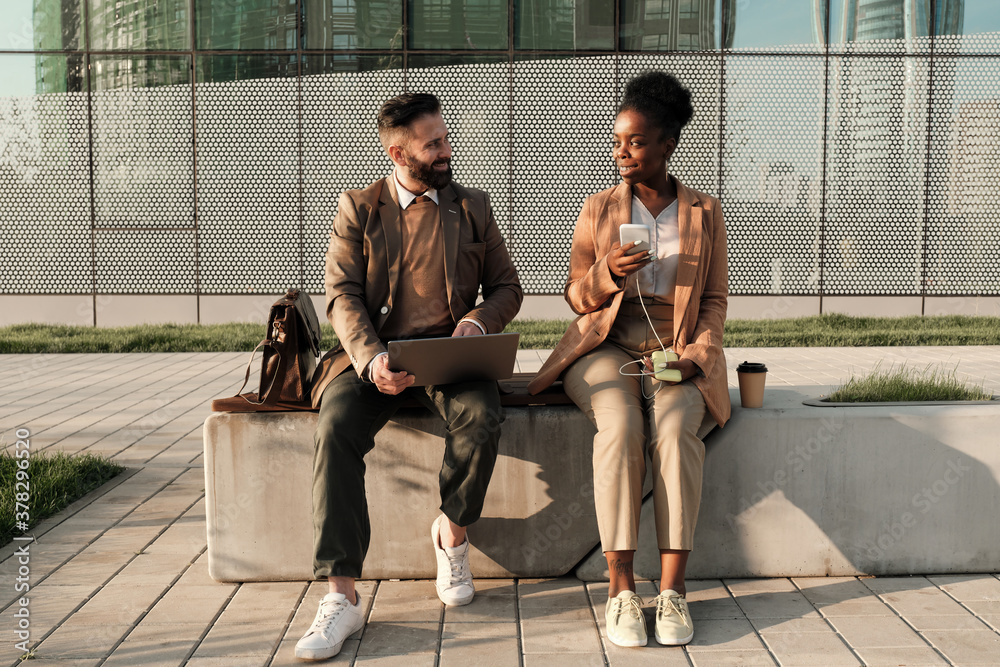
[619, 224, 651, 256]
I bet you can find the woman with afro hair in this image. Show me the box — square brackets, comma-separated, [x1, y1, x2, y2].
[528, 71, 730, 648]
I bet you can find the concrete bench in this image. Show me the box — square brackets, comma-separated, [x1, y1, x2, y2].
[204, 380, 1000, 582]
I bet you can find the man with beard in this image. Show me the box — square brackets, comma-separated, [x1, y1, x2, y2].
[296, 92, 522, 661]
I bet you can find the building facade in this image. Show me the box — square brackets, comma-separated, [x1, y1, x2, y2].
[1, 0, 998, 323]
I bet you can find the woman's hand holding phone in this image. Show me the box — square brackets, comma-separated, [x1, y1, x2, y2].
[608, 242, 653, 277]
[609, 224, 653, 278]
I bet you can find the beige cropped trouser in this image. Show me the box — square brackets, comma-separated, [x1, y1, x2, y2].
[563, 302, 708, 552]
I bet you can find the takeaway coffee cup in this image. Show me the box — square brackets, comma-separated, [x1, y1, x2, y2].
[736, 361, 768, 408]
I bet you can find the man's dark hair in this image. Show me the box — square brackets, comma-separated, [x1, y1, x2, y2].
[618, 71, 694, 143]
[377, 92, 442, 150]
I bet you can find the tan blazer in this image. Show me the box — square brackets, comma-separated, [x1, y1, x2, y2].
[310, 178, 523, 408]
[527, 176, 731, 427]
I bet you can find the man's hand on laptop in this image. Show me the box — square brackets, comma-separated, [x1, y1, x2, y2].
[452, 321, 483, 337]
[370, 353, 415, 395]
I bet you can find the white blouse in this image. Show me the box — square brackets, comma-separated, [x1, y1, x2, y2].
[624, 196, 679, 302]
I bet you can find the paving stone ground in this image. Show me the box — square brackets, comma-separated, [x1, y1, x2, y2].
[1, 348, 999, 666]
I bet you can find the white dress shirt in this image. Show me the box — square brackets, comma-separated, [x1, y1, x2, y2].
[625, 197, 679, 302]
[391, 170, 440, 208]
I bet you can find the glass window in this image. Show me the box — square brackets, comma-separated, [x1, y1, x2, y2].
[302, 53, 403, 74]
[304, 0, 403, 49]
[1, 54, 43, 97]
[89, 0, 190, 51]
[408, 53, 507, 67]
[515, 0, 613, 50]
[410, 0, 508, 50]
[836, 0, 909, 42]
[935, 0, 1000, 54]
[830, 0, 934, 52]
[951, 0, 1000, 36]
[90, 55, 191, 90]
[196, 55, 296, 84]
[2, 0, 84, 50]
[195, 0, 298, 50]
[726, 0, 826, 52]
[35, 53, 87, 94]
[620, 0, 723, 51]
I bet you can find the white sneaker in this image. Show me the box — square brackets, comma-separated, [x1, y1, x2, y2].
[294, 592, 365, 661]
[431, 514, 475, 606]
[605, 590, 648, 647]
[654, 590, 694, 645]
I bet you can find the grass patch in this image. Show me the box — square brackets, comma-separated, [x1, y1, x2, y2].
[1, 449, 125, 547]
[1, 314, 999, 352]
[827, 363, 994, 403]
[0, 322, 286, 353]
[504, 319, 571, 349]
[723, 314, 1000, 347]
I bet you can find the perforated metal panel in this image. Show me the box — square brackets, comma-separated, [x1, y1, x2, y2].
[5, 1, 1000, 305]
[619, 54, 722, 197]
[511, 55, 616, 294]
[724, 56, 825, 295]
[925, 57, 1000, 296]
[823, 56, 930, 295]
[0, 55, 91, 294]
[90, 57, 194, 229]
[90, 56, 197, 293]
[95, 229, 198, 292]
[937, 26, 1000, 55]
[195, 56, 300, 294]
[300, 56, 404, 294]
[406, 55, 512, 273]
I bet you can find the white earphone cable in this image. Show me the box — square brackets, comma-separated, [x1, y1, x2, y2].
[617, 266, 671, 399]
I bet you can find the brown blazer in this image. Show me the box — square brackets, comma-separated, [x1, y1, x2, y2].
[310, 177, 523, 408]
[527, 177, 731, 427]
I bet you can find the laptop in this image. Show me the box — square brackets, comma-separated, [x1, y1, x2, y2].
[386, 333, 520, 386]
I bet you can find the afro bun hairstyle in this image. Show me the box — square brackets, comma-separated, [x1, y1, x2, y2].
[618, 71, 694, 143]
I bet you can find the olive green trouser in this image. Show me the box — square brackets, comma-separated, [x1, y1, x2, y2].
[312, 370, 501, 579]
